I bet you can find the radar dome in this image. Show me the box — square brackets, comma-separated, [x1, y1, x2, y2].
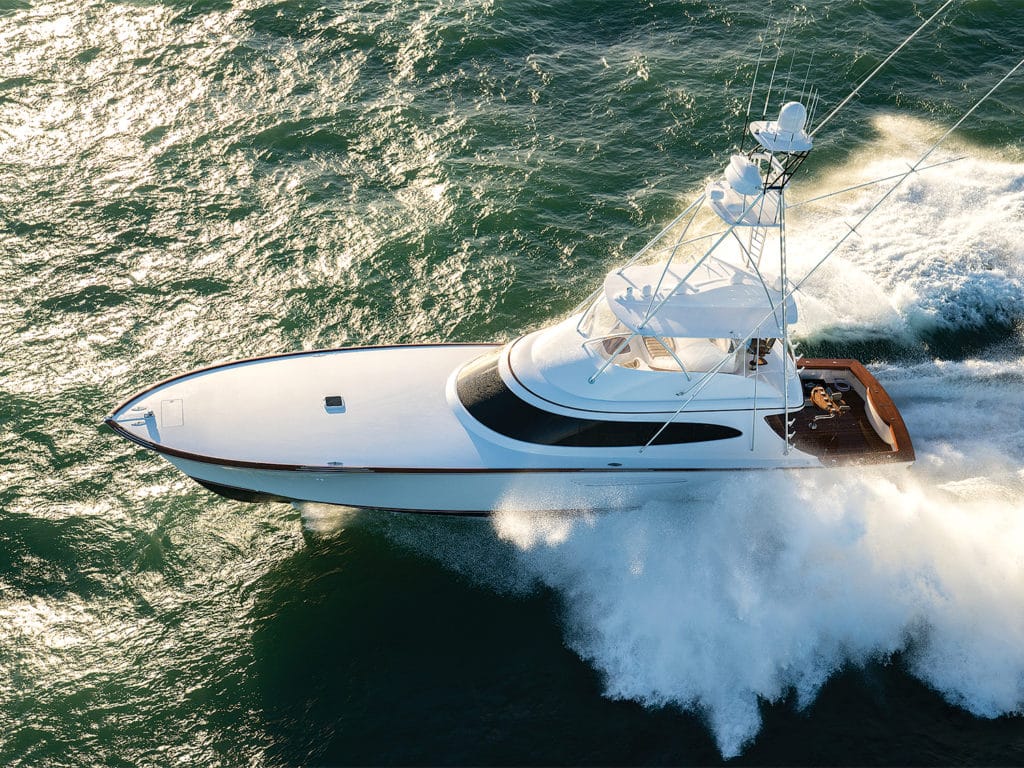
[776, 101, 808, 134]
[724, 155, 763, 196]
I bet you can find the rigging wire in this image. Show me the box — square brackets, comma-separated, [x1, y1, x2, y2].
[640, 54, 1024, 450]
[787, 156, 966, 209]
[810, 0, 956, 136]
[797, 54, 1024, 289]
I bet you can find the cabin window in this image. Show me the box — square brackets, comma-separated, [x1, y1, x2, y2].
[582, 297, 738, 373]
[456, 350, 742, 447]
[581, 296, 624, 339]
[595, 334, 737, 374]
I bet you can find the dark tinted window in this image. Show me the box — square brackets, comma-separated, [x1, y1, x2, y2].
[456, 350, 742, 447]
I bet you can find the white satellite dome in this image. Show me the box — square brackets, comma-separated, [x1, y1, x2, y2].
[776, 101, 808, 134]
[724, 155, 763, 196]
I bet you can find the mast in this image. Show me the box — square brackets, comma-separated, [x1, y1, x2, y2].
[636, 104, 812, 453]
[713, 100, 812, 452]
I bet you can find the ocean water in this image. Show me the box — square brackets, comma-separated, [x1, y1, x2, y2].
[2, 0, 1024, 764]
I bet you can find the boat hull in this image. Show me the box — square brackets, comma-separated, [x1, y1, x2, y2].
[105, 346, 912, 515]
[165, 454, 736, 514]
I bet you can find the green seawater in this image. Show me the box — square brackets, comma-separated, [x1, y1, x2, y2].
[2, 1, 1024, 764]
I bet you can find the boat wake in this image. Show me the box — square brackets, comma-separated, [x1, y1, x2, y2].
[494, 445, 1024, 757]
[789, 114, 1024, 349]
[298, 131, 1024, 758]
[484, 134, 1024, 757]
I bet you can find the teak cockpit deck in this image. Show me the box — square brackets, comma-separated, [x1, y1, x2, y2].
[767, 358, 914, 465]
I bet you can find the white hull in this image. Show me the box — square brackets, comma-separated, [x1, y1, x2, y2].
[105, 95, 920, 514]
[167, 454, 734, 514]
[105, 340, 910, 514]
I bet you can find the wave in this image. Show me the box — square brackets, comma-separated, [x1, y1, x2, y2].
[493, 446, 1024, 756]
[788, 114, 1024, 352]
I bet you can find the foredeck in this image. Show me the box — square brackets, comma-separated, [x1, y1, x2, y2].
[105, 344, 499, 470]
[765, 358, 914, 466]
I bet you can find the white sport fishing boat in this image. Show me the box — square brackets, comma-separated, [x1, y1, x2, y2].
[106, 98, 916, 514]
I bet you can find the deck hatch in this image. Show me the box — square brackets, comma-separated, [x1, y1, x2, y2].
[324, 395, 346, 413]
[160, 399, 183, 427]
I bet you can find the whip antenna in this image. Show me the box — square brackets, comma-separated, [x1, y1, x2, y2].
[762, 27, 787, 117]
[799, 52, 815, 103]
[779, 51, 797, 104]
[810, 0, 956, 136]
[739, 36, 767, 151]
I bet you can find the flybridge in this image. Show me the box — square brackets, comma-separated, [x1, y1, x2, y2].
[578, 0, 967, 387]
[575, 97, 815, 451]
[603, 259, 797, 340]
[574, 98, 817, 359]
[599, 104, 809, 349]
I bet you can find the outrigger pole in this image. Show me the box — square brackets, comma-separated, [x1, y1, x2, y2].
[786, 156, 965, 210]
[810, 0, 956, 136]
[639, 53, 1024, 453]
[795, 54, 1024, 293]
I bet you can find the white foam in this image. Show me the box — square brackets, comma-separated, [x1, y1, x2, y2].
[787, 115, 1024, 342]
[879, 355, 1024, 473]
[494, 455, 1024, 756]
[492, 507, 592, 549]
[297, 502, 365, 534]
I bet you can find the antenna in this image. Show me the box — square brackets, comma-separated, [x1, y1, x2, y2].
[739, 36, 767, 151]
[799, 52, 815, 103]
[779, 51, 797, 105]
[762, 27, 787, 117]
[807, 88, 820, 127]
[811, 0, 956, 136]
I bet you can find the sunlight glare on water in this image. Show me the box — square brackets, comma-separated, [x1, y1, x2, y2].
[3, 0, 1024, 763]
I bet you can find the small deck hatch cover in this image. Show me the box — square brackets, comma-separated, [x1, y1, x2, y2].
[161, 399, 184, 427]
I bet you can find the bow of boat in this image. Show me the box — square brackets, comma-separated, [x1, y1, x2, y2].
[104, 344, 499, 471]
